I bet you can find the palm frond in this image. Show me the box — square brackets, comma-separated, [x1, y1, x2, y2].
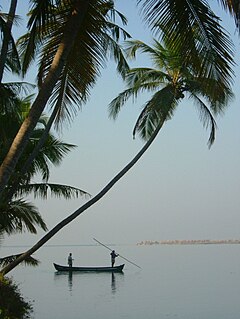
[102, 31, 130, 79]
[0, 199, 47, 235]
[126, 67, 170, 88]
[15, 183, 90, 200]
[20, 135, 76, 182]
[185, 77, 234, 114]
[189, 93, 217, 146]
[18, 0, 130, 125]
[109, 66, 170, 120]
[108, 88, 137, 120]
[2, 81, 35, 96]
[137, 0, 235, 87]
[110, 37, 233, 147]
[125, 39, 158, 60]
[45, 61, 89, 129]
[217, 0, 240, 30]
[0, 82, 35, 113]
[17, 0, 57, 75]
[0, 253, 39, 267]
[0, 15, 21, 75]
[133, 85, 177, 139]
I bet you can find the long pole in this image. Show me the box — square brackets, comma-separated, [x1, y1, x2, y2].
[93, 238, 141, 269]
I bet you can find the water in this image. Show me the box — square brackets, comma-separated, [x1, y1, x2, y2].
[2, 244, 240, 319]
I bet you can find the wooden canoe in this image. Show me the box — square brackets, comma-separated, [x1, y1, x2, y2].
[53, 263, 124, 272]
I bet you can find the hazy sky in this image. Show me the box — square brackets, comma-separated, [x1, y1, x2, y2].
[2, 0, 240, 248]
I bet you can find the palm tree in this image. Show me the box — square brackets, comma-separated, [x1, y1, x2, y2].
[13, 0, 130, 181]
[137, 0, 236, 88]
[0, 96, 90, 269]
[109, 39, 233, 143]
[0, 37, 233, 276]
[0, 0, 130, 195]
[1, 94, 89, 205]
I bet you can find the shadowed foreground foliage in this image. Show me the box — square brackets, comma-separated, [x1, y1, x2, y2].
[0, 277, 33, 319]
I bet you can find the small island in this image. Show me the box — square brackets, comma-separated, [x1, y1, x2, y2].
[137, 239, 240, 246]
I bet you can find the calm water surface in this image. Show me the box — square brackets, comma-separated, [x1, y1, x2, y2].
[2, 244, 240, 319]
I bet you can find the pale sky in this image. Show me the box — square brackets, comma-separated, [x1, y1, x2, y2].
[2, 0, 240, 248]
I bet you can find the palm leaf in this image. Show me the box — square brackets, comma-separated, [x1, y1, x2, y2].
[137, 0, 235, 87]
[0, 15, 21, 74]
[126, 67, 170, 88]
[133, 85, 177, 139]
[185, 77, 234, 114]
[217, 0, 240, 30]
[0, 254, 40, 267]
[189, 93, 217, 146]
[18, 0, 57, 74]
[17, 0, 130, 126]
[0, 199, 47, 235]
[0, 82, 35, 113]
[15, 183, 90, 199]
[108, 88, 138, 120]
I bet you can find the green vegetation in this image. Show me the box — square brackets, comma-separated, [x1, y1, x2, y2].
[109, 38, 233, 145]
[0, 94, 89, 268]
[0, 276, 33, 319]
[0, 1, 239, 276]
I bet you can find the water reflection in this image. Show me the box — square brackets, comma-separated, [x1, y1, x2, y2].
[111, 273, 116, 293]
[68, 272, 73, 291]
[54, 271, 124, 294]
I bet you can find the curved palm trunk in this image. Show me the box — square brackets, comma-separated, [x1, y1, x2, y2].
[0, 122, 163, 276]
[0, 0, 18, 83]
[0, 0, 90, 196]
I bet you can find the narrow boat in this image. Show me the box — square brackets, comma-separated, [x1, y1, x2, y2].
[53, 263, 124, 273]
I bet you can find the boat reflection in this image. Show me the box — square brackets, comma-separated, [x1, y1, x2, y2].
[54, 270, 124, 294]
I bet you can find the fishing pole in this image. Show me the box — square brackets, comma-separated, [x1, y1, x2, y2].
[93, 238, 141, 269]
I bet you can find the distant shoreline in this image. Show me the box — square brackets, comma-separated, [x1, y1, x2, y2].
[137, 239, 240, 246]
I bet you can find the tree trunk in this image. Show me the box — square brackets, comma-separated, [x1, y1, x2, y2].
[0, 123, 163, 276]
[0, 0, 18, 83]
[4, 68, 67, 201]
[0, 0, 90, 196]
[4, 105, 58, 201]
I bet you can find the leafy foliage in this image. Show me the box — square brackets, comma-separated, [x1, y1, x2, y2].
[17, 0, 131, 129]
[0, 10, 21, 75]
[0, 199, 47, 234]
[0, 254, 39, 268]
[0, 96, 90, 240]
[137, 0, 235, 89]
[0, 277, 33, 319]
[109, 39, 233, 146]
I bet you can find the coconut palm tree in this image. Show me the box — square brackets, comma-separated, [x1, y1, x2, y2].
[0, 1, 238, 276]
[14, 4, 130, 181]
[137, 0, 236, 88]
[109, 39, 233, 143]
[0, 36, 234, 276]
[0, 95, 90, 268]
[1, 94, 89, 204]
[0, 0, 130, 195]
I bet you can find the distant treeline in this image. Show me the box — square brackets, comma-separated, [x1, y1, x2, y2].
[137, 239, 240, 246]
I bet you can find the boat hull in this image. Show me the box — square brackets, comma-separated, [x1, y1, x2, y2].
[53, 263, 124, 272]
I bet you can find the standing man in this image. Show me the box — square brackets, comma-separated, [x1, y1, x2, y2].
[68, 253, 73, 267]
[110, 250, 118, 267]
